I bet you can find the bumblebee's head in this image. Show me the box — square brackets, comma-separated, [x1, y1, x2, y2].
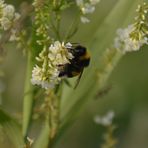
[73, 45, 87, 57]
[73, 45, 90, 67]
[66, 44, 90, 67]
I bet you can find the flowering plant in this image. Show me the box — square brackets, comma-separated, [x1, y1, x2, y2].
[0, 0, 147, 148]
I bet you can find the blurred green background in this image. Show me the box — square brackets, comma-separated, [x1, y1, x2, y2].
[1, 0, 148, 148]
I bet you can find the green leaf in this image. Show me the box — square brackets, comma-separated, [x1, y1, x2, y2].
[33, 121, 50, 148]
[0, 108, 23, 148]
[58, 0, 142, 143]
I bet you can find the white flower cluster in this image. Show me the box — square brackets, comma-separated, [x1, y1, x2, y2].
[31, 65, 60, 89]
[114, 25, 148, 53]
[48, 41, 73, 65]
[0, 0, 20, 31]
[94, 111, 115, 126]
[31, 41, 74, 89]
[76, 0, 100, 23]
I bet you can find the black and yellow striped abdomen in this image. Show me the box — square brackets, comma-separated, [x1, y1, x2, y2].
[59, 44, 90, 78]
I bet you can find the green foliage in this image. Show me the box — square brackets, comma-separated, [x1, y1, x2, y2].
[0, 0, 148, 148]
[0, 108, 23, 148]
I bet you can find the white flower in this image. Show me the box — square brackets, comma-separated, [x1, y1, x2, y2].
[76, 0, 100, 23]
[0, 2, 20, 31]
[48, 67, 61, 88]
[94, 111, 115, 126]
[3, 5, 15, 20]
[81, 16, 90, 23]
[76, 0, 84, 6]
[76, 0, 100, 14]
[0, 0, 4, 4]
[31, 65, 43, 85]
[89, 0, 100, 5]
[48, 41, 73, 66]
[31, 41, 74, 89]
[31, 65, 60, 89]
[65, 42, 73, 48]
[114, 25, 148, 53]
[0, 0, 5, 8]
[0, 17, 11, 30]
[14, 12, 20, 21]
[26, 137, 34, 147]
[9, 29, 18, 41]
[82, 3, 95, 14]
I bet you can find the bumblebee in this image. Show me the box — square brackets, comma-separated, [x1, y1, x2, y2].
[58, 44, 90, 88]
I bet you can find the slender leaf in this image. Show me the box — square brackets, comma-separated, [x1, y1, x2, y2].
[0, 108, 23, 148]
[61, 0, 142, 122]
[57, 0, 142, 145]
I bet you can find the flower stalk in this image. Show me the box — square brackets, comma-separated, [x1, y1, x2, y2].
[0, 0, 148, 148]
[23, 49, 35, 142]
[46, 90, 61, 148]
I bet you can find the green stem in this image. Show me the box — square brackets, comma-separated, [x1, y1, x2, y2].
[50, 20, 61, 41]
[64, 12, 80, 42]
[23, 50, 34, 142]
[33, 88, 61, 148]
[47, 88, 61, 148]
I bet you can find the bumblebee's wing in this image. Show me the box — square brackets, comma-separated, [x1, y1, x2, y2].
[74, 69, 84, 89]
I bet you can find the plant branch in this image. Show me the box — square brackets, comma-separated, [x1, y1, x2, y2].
[23, 50, 35, 142]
